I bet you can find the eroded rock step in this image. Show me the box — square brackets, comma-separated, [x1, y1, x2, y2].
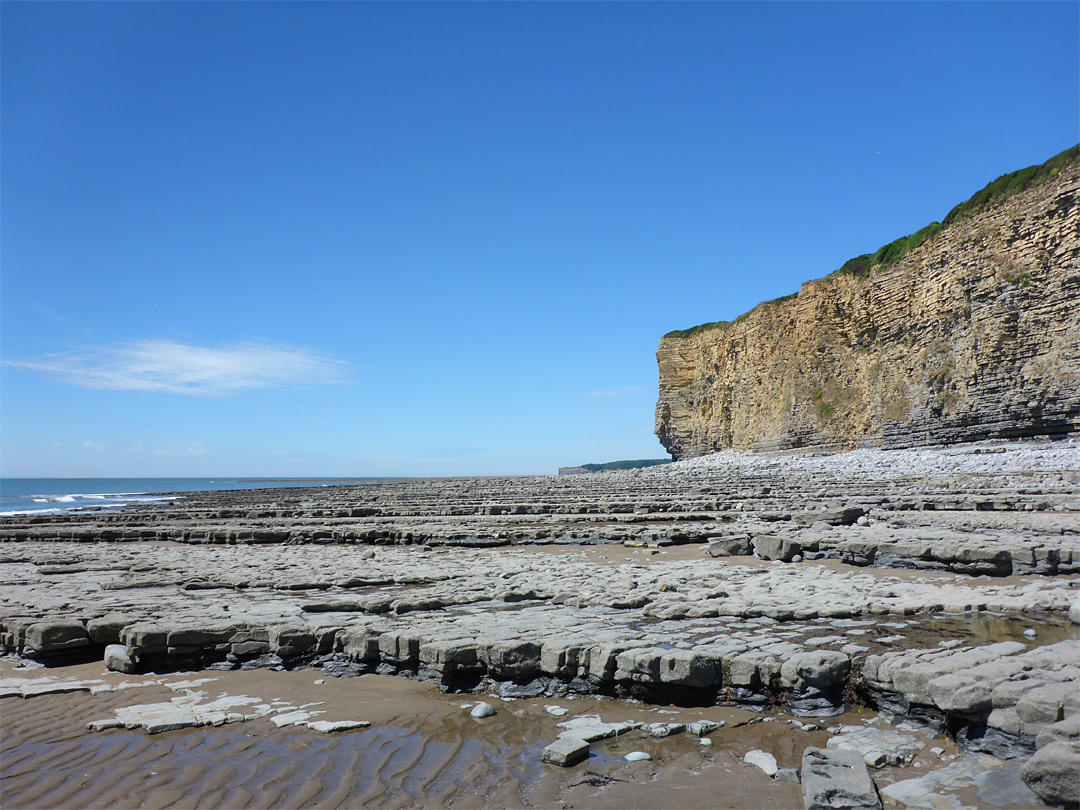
[2, 540, 1077, 743]
[2, 441, 1079, 578]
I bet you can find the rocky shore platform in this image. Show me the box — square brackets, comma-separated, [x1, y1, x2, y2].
[3, 439, 1079, 808]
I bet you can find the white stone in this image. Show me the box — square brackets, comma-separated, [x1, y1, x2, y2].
[625, 751, 652, 762]
[104, 644, 135, 674]
[470, 702, 495, 718]
[744, 749, 779, 777]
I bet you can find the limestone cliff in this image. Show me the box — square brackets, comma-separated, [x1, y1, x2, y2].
[655, 154, 1080, 458]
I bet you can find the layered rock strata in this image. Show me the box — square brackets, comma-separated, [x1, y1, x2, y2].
[2, 441, 1078, 806]
[656, 164, 1080, 457]
[3, 441, 1078, 561]
[2, 541, 1077, 720]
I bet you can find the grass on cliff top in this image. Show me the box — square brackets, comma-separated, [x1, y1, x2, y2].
[664, 144, 1078, 339]
[579, 458, 672, 472]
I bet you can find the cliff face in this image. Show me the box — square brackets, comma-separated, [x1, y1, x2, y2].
[655, 164, 1080, 458]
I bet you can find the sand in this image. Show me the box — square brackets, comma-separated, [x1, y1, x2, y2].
[0, 658, 843, 809]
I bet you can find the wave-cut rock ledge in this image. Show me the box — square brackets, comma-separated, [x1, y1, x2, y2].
[2, 439, 1079, 806]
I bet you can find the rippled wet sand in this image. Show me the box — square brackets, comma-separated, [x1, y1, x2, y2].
[0, 661, 825, 809]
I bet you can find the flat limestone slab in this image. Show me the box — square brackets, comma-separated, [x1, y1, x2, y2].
[880, 754, 1040, 809]
[20, 681, 95, 697]
[542, 736, 590, 766]
[802, 747, 882, 810]
[306, 720, 370, 733]
[556, 715, 640, 743]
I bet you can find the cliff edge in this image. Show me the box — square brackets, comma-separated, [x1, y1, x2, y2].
[655, 148, 1080, 458]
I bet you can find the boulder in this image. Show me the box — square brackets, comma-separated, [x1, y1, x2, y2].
[708, 535, 752, 557]
[1036, 715, 1080, 749]
[752, 534, 802, 562]
[1019, 740, 1080, 808]
[928, 672, 994, 718]
[104, 644, 136, 674]
[584, 643, 630, 682]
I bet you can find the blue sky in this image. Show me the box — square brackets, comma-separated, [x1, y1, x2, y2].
[2, 2, 1077, 477]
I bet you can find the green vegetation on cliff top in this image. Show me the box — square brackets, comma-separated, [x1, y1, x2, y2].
[579, 458, 671, 472]
[665, 144, 1079, 340]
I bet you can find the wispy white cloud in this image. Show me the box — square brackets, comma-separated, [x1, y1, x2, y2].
[586, 386, 645, 399]
[83, 441, 106, 451]
[5, 339, 347, 397]
[32, 304, 71, 323]
[153, 446, 209, 456]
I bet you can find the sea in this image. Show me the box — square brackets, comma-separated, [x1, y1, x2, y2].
[0, 478, 383, 516]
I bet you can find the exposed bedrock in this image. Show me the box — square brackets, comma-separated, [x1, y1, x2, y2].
[3, 443, 1078, 807]
[656, 163, 1080, 458]
[2, 536, 1077, 730]
[3, 441, 1078, 570]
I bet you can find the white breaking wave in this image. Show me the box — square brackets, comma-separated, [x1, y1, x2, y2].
[8, 492, 179, 516]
